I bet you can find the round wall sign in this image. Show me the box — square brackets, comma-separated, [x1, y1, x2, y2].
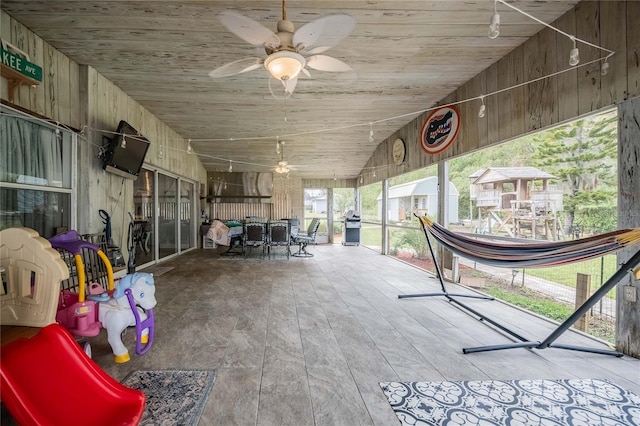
[392, 138, 406, 165]
[419, 106, 460, 155]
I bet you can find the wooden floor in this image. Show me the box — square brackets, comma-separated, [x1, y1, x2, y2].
[9, 244, 640, 425]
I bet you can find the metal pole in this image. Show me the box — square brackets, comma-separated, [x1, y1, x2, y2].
[537, 248, 640, 352]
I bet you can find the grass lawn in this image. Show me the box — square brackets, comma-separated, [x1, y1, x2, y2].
[525, 254, 617, 288]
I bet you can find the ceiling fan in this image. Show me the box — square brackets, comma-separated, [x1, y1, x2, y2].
[273, 140, 298, 175]
[209, 0, 356, 96]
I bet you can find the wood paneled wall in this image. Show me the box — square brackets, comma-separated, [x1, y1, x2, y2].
[0, 12, 81, 128]
[617, 97, 640, 356]
[208, 175, 304, 222]
[357, 1, 640, 358]
[1, 10, 207, 248]
[304, 178, 357, 189]
[361, 1, 639, 186]
[206, 176, 358, 222]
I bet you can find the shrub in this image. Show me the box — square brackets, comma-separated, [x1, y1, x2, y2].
[392, 229, 429, 258]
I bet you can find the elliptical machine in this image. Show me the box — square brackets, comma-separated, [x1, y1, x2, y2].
[99, 209, 123, 267]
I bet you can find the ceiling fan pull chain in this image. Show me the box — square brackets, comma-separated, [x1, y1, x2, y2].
[282, 0, 286, 20]
[284, 94, 288, 122]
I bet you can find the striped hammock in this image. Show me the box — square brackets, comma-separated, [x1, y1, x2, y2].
[417, 216, 640, 269]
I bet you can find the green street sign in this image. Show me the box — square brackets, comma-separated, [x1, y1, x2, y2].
[1, 45, 43, 83]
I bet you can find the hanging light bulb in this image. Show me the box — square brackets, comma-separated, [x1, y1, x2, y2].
[569, 37, 580, 66]
[333, 173, 337, 181]
[121, 135, 127, 149]
[369, 123, 374, 143]
[600, 60, 609, 76]
[187, 138, 193, 154]
[478, 96, 486, 118]
[276, 136, 281, 154]
[158, 145, 164, 159]
[488, 0, 500, 39]
[360, 175, 363, 184]
[372, 168, 376, 178]
[228, 160, 233, 173]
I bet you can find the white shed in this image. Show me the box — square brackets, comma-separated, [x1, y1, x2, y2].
[377, 177, 459, 222]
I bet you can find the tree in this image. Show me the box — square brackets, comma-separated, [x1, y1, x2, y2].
[333, 188, 355, 215]
[531, 110, 617, 234]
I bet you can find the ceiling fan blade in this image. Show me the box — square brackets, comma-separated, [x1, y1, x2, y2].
[218, 10, 280, 48]
[209, 57, 263, 78]
[306, 55, 353, 72]
[293, 14, 356, 54]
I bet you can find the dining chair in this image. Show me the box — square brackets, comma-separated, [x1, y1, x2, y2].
[243, 221, 266, 259]
[267, 220, 290, 259]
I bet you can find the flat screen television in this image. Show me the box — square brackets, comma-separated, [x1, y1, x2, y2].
[102, 120, 150, 180]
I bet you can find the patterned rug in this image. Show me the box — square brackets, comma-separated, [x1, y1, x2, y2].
[380, 379, 640, 425]
[122, 369, 216, 426]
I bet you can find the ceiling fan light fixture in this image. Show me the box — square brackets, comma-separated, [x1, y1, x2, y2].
[275, 160, 290, 174]
[264, 51, 306, 81]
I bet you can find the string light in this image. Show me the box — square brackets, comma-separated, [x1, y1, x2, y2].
[57, 0, 615, 180]
[569, 37, 580, 66]
[187, 138, 193, 154]
[228, 160, 233, 173]
[494, 0, 614, 73]
[158, 145, 164, 159]
[478, 96, 486, 118]
[488, 0, 500, 39]
[276, 136, 281, 154]
[372, 167, 376, 178]
[121, 135, 126, 149]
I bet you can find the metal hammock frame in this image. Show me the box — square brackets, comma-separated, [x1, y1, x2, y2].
[399, 214, 640, 357]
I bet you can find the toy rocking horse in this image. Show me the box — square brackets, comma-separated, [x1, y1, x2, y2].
[98, 272, 157, 363]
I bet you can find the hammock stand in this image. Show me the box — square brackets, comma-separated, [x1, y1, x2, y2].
[399, 214, 640, 357]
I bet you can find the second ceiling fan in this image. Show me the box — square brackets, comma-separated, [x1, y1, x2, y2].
[209, 0, 356, 96]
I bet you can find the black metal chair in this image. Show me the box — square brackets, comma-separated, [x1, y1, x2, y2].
[267, 220, 290, 259]
[243, 221, 266, 258]
[291, 218, 320, 257]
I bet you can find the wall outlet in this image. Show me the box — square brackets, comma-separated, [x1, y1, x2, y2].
[623, 285, 637, 303]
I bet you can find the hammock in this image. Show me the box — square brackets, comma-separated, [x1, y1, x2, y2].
[417, 216, 640, 269]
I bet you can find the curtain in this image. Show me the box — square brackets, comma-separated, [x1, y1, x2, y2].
[0, 113, 71, 237]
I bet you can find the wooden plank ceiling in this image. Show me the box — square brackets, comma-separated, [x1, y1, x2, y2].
[1, 1, 579, 179]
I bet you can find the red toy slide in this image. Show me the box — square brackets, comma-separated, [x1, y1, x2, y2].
[1, 324, 145, 426]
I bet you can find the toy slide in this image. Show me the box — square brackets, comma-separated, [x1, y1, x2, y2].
[0, 324, 145, 426]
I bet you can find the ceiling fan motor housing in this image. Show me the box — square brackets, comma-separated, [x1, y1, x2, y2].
[265, 19, 296, 54]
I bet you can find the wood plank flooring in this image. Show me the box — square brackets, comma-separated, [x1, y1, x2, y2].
[6, 244, 640, 425]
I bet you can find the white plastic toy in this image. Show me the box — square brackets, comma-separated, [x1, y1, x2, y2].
[98, 272, 156, 363]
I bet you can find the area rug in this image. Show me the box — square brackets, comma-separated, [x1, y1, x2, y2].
[122, 369, 216, 426]
[380, 378, 640, 425]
